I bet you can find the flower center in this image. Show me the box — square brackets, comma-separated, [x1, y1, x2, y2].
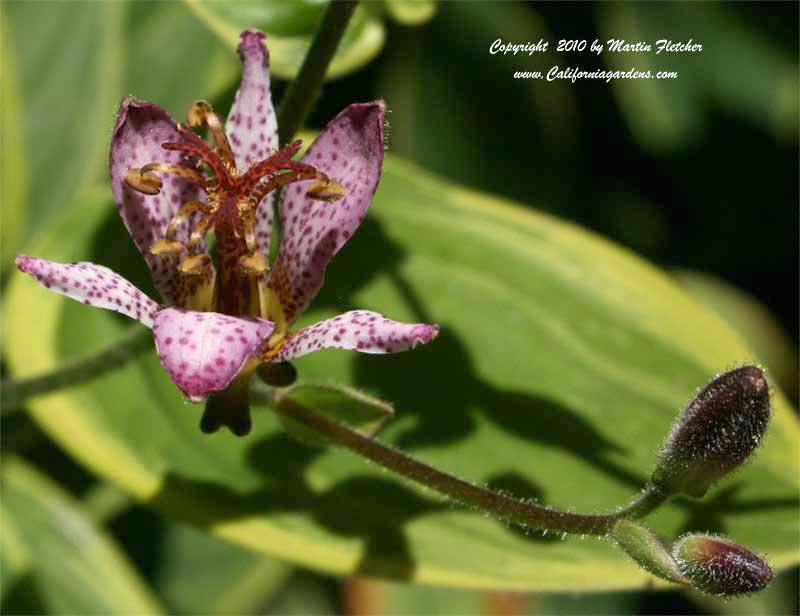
[123, 100, 345, 318]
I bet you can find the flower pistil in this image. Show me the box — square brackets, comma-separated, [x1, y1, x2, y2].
[123, 100, 345, 320]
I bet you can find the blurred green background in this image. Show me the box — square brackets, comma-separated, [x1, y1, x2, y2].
[2, 1, 798, 614]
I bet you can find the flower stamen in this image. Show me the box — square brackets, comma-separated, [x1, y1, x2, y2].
[188, 212, 216, 249]
[238, 251, 269, 275]
[178, 253, 213, 276]
[150, 238, 185, 257]
[186, 100, 237, 170]
[123, 168, 163, 195]
[306, 176, 347, 201]
[141, 162, 208, 188]
[164, 200, 212, 243]
[126, 119, 348, 324]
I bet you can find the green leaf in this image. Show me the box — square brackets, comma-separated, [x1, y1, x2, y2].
[276, 383, 395, 445]
[0, 501, 31, 601]
[155, 523, 290, 615]
[0, 3, 29, 270]
[184, 0, 385, 80]
[3, 0, 125, 250]
[375, 3, 578, 206]
[599, 3, 799, 152]
[125, 1, 241, 118]
[383, 0, 437, 25]
[4, 152, 799, 591]
[1, 1, 243, 265]
[674, 270, 798, 400]
[1, 457, 164, 615]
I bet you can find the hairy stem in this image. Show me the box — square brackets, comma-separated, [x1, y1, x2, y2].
[615, 484, 670, 519]
[1, 327, 151, 415]
[266, 392, 633, 537]
[277, 0, 359, 145]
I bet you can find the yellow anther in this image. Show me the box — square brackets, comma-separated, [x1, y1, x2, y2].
[150, 239, 185, 257]
[237, 252, 270, 276]
[178, 253, 213, 275]
[186, 100, 214, 128]
[124, 168, 162, 195]
[306, 178, 347, 202]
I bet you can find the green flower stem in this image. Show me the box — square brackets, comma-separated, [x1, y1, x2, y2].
[267, 393, 633, 537]
[615, 484, 670, 519]
[277, 0, 359, 145]
[1, 326, 151, 415]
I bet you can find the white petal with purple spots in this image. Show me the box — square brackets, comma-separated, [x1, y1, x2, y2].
[271, 310, 438, 361]
[16, 255, 159, 327]
[270, 102, 386, 325]
[226, 29, 279, 259]
[153, 308, 274, 402]
[226, 29, 279, 169]
[110, 97, 207, 305]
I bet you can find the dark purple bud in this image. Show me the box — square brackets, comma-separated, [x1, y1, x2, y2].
[652, 366, 771, 497]
[673, 534, 773, 596]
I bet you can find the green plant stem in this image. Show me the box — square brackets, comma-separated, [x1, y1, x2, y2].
[277, 0, 359, 145]
[1, 326, 151, 415]
[266, 392, 637, 537]
[615, 484, 670, 519]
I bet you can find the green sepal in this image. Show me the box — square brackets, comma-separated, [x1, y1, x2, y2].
[610, 520, 688, 585]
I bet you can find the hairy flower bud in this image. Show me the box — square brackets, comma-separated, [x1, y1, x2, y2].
[673, 534, 772, 596]
[651, 366, 771, 497]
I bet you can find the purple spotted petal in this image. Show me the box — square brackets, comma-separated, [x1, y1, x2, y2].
[153, 308, 274, 402]
[226, 30, 279, 258]
[271, 310, 438, 361]
[226, 29, 279, 169]
[110, 97, 206, 305]
[270, 102, 386, 325]
[16, 255, 159, 328]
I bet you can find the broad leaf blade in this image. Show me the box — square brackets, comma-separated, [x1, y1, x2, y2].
[1, 458, 164, 615]
[277, 383, 395, 445]
[125, 1, 241, 118]
[156, 523, 290, 615]
[3, 0, 125, 248]
[0, 3, 28, 269]
[5, 154, 798, 591]
[0, 502, 31, 602]
[600, 3, 798, 152]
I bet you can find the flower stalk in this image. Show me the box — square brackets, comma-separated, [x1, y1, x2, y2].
[277, 0, 359, 145]
[258, 365, 775, 597]
[266, 388, 623, 537]
[1, 327, 151, 415]
[614, 484, 670, 519]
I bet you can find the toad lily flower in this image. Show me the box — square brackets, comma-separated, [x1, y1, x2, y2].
[16, 29, 438, 436]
